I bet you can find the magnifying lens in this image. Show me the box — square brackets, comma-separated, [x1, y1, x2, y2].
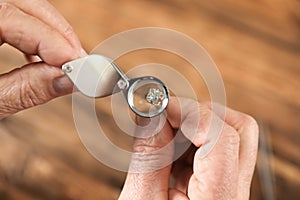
[62, 54, 169, 118]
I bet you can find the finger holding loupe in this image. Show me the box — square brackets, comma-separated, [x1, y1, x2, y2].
[62, 54, 169, 118]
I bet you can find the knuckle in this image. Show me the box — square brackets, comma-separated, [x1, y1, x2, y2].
[0, 68, 38, 115]
[0, 2, 21, 45]
[0, 2, 17, 19]
[222, 124, 240, 145]
[19, 82, 39, 109]
[133, 144, 161, 155]
[197, 102, 212, 130]
[133, 138, 163, 154]
[241, 114, 259, 135]
[244, 115, 258, 129]
[0, 64, 56, 117]
[16, 67, 52, 109]
[16, 72, 38, 109]
[132, 135, 173, 156]
[201, 101, 213, 109]
[63, 25, 75, 37]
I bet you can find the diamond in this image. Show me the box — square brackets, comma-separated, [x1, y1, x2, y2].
[146, 88, 165, 105]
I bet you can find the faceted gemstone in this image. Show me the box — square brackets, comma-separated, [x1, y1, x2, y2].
[146, 88, 165, 105]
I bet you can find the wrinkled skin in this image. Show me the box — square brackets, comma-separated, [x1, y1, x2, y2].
[0, 0, 84, 119]
[0, 1, 259, 199]
[119, 98, 258, 200]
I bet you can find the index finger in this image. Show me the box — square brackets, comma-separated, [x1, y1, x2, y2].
[0, 3, 80, 66]
[212, 104, 259, 198]
[6, 0, 82, 50]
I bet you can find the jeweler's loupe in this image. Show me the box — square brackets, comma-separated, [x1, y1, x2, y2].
[62, 54, 169, 118]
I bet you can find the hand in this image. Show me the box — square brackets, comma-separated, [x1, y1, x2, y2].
[0, 0, 84, 119]
[119, 97, 259, 200]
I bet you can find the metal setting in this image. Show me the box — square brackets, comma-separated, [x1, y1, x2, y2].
[62, 54, 169, 117]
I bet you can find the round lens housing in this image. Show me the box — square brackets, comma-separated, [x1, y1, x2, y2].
[127, 77, 169, 118]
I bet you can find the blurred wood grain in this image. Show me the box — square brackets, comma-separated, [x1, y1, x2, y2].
[0, 0, 299, 199]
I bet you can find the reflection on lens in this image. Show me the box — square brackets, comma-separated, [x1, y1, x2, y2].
[127, 77, 169, 118]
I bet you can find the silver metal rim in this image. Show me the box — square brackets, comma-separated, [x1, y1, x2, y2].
[127, 76, 169, 118]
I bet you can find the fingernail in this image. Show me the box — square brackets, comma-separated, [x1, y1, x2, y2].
[80, 48, 88, 57]
[52, 75, 73, 95]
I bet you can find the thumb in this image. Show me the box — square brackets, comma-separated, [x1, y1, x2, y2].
[119, 115, 174, 200]
[0, 62, 73, 119]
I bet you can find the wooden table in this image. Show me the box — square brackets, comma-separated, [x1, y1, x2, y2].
[0, 0, 299, 199]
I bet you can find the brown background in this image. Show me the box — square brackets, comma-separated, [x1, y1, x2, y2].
[0, 0, 299, 199]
